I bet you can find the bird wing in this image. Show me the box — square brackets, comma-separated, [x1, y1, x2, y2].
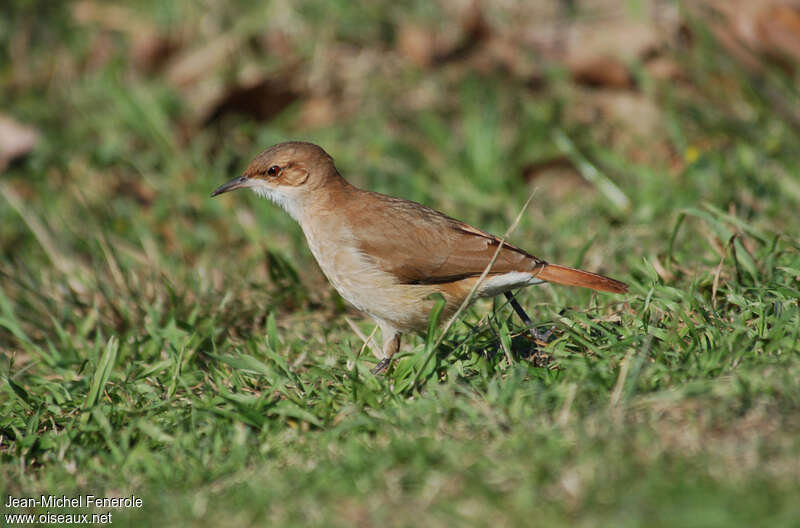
[347, 192, 545, 284]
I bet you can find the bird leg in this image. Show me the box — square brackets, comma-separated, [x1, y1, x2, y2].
[503, 291, 551, 343]
[501, 291, 552, 367]
[371, 329, 400, 375]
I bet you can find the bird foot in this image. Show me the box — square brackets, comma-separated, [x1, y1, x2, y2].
[527, 326, 553, 346]
[503, 291, 553, 347]
[371, 357, 392, 375]
[520, 326, 554, 367]
[525, 348, 551, 367]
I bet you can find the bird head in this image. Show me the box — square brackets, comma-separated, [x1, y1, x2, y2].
[211, 142, 338, 220]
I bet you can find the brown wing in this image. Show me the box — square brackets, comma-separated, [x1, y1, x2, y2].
[345, 191, 545, 284]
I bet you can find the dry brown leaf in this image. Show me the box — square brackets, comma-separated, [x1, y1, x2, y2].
[72, 1, 152, 35]
[299, 97, 338, 129]
[569, 55, 633, 89]
[521, 158, 589, 201]
[166, 33, 241, 88]
[521, 158, 578, 182]
[396, 2, 489, 68]
[112, 178, 156, 207]
[165, 28, 300, 126]
[203, 76, 300, 124]
[132, 34, 181, 73]
[697, 0, 800, 72]
[397, 23, 436, 68]
[432, 1, 490, 65]
[566, 15, 662, 61]
[0, 115, 39, 171]
[651, 254, 676, 283]
[72, 0, 180, 72]
[561, 5, 674, 89]
[757, 4, 800, 62]
[645, 55, 686, 82]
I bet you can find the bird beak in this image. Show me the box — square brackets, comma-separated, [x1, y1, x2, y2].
[211, 175, 249, 197]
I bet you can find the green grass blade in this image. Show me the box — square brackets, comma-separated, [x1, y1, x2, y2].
[84, 336, 119, 410]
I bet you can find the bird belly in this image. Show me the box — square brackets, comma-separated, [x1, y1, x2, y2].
[303, 227, 434, 330]
[324, 252, 435, 331]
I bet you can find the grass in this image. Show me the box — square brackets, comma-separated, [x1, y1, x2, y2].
[2, 1, 800, 526]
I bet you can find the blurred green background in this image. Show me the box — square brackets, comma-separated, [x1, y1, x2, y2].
[2, 1, 800, 526]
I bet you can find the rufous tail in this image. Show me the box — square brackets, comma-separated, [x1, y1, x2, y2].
[536, 264, 628, 294]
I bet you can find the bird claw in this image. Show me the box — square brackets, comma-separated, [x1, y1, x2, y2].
[371, 357, 391, 375]
[528, 326, 553, 346]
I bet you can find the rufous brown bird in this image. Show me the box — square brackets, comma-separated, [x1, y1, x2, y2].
[212, 142, 627, 373]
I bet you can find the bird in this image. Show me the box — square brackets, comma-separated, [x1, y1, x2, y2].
[212, 142, 627, 373]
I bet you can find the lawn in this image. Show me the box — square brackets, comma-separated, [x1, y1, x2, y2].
[2, 1, 800, 526]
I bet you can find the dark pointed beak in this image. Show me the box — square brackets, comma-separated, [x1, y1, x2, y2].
[211, 175, 249, 197]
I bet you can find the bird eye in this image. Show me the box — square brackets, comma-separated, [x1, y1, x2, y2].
[267, 165, 280, 177]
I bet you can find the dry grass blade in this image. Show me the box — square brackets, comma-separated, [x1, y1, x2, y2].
[0, 182, 87, 294]
[345, 317, 380, 365]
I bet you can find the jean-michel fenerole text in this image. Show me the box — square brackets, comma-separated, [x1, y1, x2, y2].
[5, 494, 143, 509]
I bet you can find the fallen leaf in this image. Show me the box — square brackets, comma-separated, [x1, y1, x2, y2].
[563, 8, 670, 89]
[72, 0, 180, 72]
[132, 34, 181, 73]
[396, 2, 490, 68]
[432, 2, 490, 65]
[757, 4, 800, 63]
[0, 115, 39, 171]
[166, 33, 241, 88]
[521, 157, 588, 201]
[644, 55, 686, 82]
[521, 157, 577, 183]
[569, 55, 633, 89]
[203, 76, 300, 124]
[397, 23, 436, 67]
[113, 178, 156, 207]
[299, 96, 337, 129]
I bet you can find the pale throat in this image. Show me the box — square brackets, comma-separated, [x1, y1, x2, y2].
[250, 185, 306, 222]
